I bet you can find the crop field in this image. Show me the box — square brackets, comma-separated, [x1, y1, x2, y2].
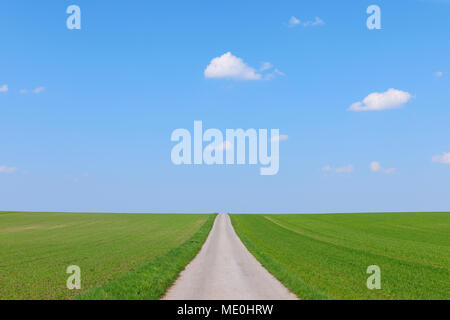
[0, 212, 215, 300]
[231, 212, 450, 300]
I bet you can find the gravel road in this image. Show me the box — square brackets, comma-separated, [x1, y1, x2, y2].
[163, 214, 298, 300]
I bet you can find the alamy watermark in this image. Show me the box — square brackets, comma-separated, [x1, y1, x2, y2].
[366, 265, 381, 290]
[66, 5, 81, 30]
[171, 121, 283, 175]
[66, 265, 81, 290]
[65, 5, 380, 31]
[367, 5, 381, 30]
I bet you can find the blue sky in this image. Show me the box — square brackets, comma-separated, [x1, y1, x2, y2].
[1, 0, 449, 213]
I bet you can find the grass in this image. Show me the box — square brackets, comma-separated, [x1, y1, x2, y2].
[0, 212, 215, 300]
[78, 214, 215, 299]
[230, 212, 450, 300]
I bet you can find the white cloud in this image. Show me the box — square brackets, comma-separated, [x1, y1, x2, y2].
[33, 87, 45, 94]
[434, 71, 444, 77]
[289, 16, 325, 28]
[271, 134, 289, 142]
[335, 165, 354, 174]
[260, 62, 285, 80]
[288, 16, 301, 27]
[274, 69, 285, 76]
[204, 52, 262, 81]
[260, 62, 273, 71]
[348, 88, 412, 112]
[370, 161, 381, 172]
[323, 164, 354, 174]
[0, 165, 17, 174]
[264, 68, 285, 80]
[303, 17, 325, 27]
[19, 87, 45, 94]
[205, 52, 283, 81]
[384, 168, 396, 174]
[432, 152, 450, 164]
[370, 161, 396, 174]
[0, 84, 8, 93]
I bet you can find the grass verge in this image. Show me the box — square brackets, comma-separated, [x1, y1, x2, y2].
[77, 214, 216, 299]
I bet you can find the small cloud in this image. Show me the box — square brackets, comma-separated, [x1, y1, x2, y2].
[0, 165, 18, 174]
[204, 52, 262, 81]
[260, 62, 273, 71]
[205, 52, 282, 81]
[348, 88, 412, 112]
[33, 87, 45, 94]
[370, 161, 381, 172]
[260, 62, 285, 79]
[432, 152, 450, 164]
[288, 16, 301, 27]
[323, 164, 354, 174]
[289, 16, 325, 28]
[271, 134, 289, 142]
[303, 17, 325, 27]
[264, 68, 285, 80]
[370, 161, 396, 174]
[0, 84, 8, 93]
[19, 87, 45, 94]
[335, 165, 354, 174]
[434, 71, 444, 77]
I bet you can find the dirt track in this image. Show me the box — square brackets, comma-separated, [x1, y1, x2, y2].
[163, 214, 298, 300]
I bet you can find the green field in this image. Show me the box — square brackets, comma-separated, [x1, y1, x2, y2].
[0, 212, 215, 300]
[231, 212, 450, 300]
